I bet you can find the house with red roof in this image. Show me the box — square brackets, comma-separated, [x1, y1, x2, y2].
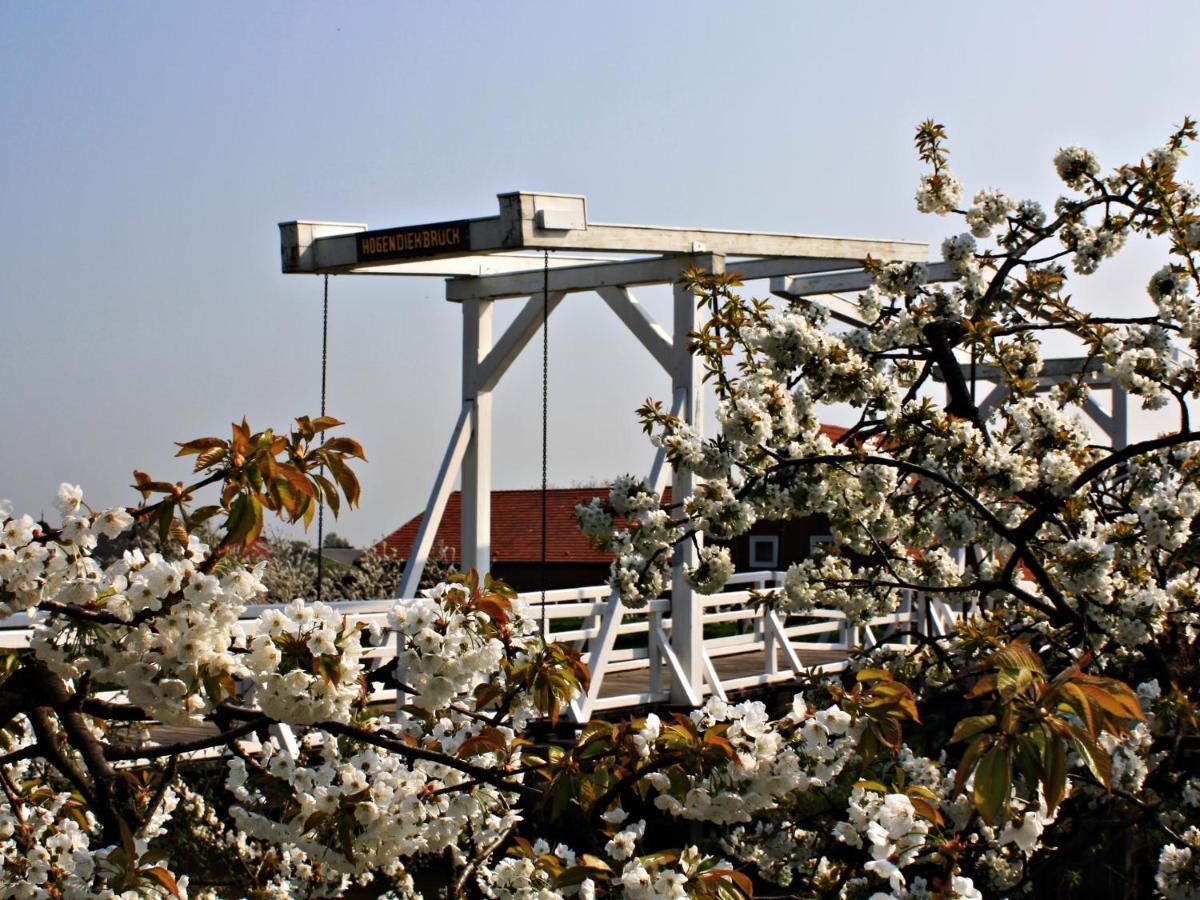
[378, 425, 850, 592]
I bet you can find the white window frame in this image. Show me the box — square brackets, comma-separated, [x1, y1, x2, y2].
[748, 535, 779, 569]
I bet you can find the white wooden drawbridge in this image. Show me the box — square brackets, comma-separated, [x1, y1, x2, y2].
[278, 191, 947, 716]
[276, 192, 1131, 720]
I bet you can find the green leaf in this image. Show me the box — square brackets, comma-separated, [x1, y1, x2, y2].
[949, 714, 996, 744]
[853, 779, 889, 794]
[973, 744, 1011, 822]
[1060, 682, 1097, 738]
[1073, 675, 1145, 722]
[154, 503, 175, 545]
[1043, 736, 1068, 814]
[312, 473, 341, 517]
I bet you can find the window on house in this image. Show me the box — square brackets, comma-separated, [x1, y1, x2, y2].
[748, 535, 779, 569]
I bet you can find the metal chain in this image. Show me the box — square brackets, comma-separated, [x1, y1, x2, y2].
[316, 274, 329, 604]
[540, 252, 549, 633]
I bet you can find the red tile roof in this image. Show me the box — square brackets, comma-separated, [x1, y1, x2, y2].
[378, 424, 850, 564]
[378, 487, 644, 564]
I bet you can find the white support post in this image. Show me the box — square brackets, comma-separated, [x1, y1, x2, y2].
[648, 609, 664, 695]
[669, 253, 723, 704]
[763, 607, 778, 676]
[462, 298, 494, 574]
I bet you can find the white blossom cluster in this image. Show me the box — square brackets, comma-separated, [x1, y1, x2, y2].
[0, 486, 133, 616]
[0, 715, 190, 899]
[227, 726, 518, 885]
[833, 789, 932, 894]
[244, 598, 367, 725]
[683, 544, 734, 594]
[593, 479, 686, 609]
[0, 781, 105, 898]
[915, 171, 964, 215]
[1158, 827, 1200, 899]
[478, 833, 737, 900]
[388, 580, 542, 715]
[643, 696, 864, 825]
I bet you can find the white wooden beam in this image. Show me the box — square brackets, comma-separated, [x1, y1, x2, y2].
[702, 650, 728, 702]
[647, 388, 687, 499]
[1111, 386, 1128, 450]
[448, 255, 698, 302]
[767, 610, 806, 674]
[269, 723, 302, 759]
[461, 299, 494, 574]
[596, 286, 674, 374]
[446, 255, 870, 302]
[772, 261, 955, 299]
[570, 593, 628, 722]
[731, 258, 862, 281]
[477, 292, 566, 392]
[518, 221, 929, 263]
[395, 402, 473, 598]
[285, 191, 930, 277]
[652, 621, 704, 707]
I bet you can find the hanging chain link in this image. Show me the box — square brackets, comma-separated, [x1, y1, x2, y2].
[316, 275, 329, 604]
[540, 252, 549, 633]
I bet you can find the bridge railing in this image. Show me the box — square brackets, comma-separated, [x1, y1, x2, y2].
[0, 578, 965, 728]
[519, 572, 949, 720]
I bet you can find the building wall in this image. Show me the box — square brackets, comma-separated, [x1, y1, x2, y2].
[491, 561, 612, 594]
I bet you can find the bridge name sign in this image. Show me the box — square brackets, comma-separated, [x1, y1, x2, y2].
[355, 220, 472, 263]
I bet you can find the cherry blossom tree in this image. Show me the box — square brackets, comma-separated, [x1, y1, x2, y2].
[3, 119, 1200, 898]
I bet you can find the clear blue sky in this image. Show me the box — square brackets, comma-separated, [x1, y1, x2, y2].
[3, 1, 1198, 544]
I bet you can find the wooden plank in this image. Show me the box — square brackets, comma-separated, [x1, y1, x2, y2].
[652, 621, 703, 707]
[445, 254, 907, 303]
[287, 190, 929, 280]
[767, 610, 805, 674]
[594, 646, 849, 702]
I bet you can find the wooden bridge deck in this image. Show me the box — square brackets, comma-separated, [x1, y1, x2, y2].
[147, 647, 848, 749]
[596, 647, 847, 700]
